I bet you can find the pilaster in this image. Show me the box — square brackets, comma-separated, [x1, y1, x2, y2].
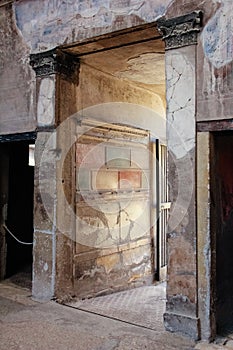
[157, 11, 203, 340]
[30, 49, 79, 300]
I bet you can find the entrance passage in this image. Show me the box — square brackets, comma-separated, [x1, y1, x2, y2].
[0, 140, 34, 288]
[214, 132, 233, 335]
[59, 22, 168, 300]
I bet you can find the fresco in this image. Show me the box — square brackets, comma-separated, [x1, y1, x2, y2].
[201, 0, 233, 69]
[14, 0, 170, 51]
[14, 0, 232, 72]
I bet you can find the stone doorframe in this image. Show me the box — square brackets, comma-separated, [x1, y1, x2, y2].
[29, 21, 165, 301]
[30, 10, 214, 340]
[0, 131, 36, 281]
[197, 120, 233, 341]
[197, 130, 215, 341]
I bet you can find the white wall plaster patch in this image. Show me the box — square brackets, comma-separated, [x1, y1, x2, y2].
[166, 51, 195, 159]
[43, 262, 48, 271]
[37, 78, 55, 126]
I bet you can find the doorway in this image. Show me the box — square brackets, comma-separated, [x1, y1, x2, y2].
[212, 132, 233, 335]
[0, 139, 34, 288]
[61, 23, 168, 297]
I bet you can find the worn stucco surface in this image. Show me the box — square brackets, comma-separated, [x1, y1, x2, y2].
[0, 0, 231, 133]
[0, 4, 36, 135]
[197, 132, 213, 340]
[14, 0, 170, 52]
[197, 0, 233, 121]
[33, 131, 57, 301]
[164, 43, 198, 339]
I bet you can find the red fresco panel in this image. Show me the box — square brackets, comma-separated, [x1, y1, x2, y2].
[119, 171, 142, 189]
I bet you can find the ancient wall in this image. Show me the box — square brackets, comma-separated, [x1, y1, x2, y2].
[0, 0, 228, 132]
[1, 0, 232, 341]
[156, 0, 233, 340]
[0, 3, 36, 135]
[14, 0, 170, 53]
[197, 1, 233, 121]
[77, 63, 165, 117]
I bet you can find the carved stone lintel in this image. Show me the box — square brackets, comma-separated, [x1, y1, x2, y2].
[30, 49, 80, 82]
[0, 131, 36, 143]
[157, 11, 203, 50]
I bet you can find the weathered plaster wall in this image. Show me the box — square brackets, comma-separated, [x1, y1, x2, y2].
[156, 0, 233, 122]
[197, 132, 215, 340]
[55, 63, 78, 298]
[76, 62, 166, 143]
[14, 0, 170, 52]
[159, 0, 233, 339]
[1, 0, 230, 131]
[1, 0, 232, 340]
[0, 3, 36, 135]
[165, 0, 220, 21]
[77, 63, 165, 118]
[0, 0, 168, 137]
[197, 1, 233, 121]
[33, 131, 57, 300]
[163, 45, 198, 339]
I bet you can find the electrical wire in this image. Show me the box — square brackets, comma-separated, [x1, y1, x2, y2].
[3, 224, 33, 245]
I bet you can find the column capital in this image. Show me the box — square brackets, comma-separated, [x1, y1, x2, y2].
[157, 11, 203, 50]
[30, 49, 80, 81]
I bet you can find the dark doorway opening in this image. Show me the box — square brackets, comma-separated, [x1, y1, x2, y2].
[213, 132, 233, 335]
[0, 139, 34, 289]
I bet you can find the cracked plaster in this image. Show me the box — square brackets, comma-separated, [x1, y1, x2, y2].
[14, 0, 232, 73]
[37, 77, 55, 126]
[166, 50, 195, 160]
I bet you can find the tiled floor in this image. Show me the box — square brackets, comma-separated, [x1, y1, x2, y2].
[66, 283, 166, 331]
[67, 283, 233, 350]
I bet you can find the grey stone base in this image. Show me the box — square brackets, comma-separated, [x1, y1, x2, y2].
[164, 312, 200, 340]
